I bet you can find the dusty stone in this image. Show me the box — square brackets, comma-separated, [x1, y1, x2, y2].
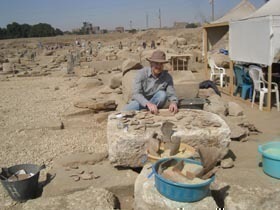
[74, 99, 117, 111]
[198, 88, 217, 98]
[80, 173, 93, 180]
[204, 95, 228, 116]
[221, 158, 234, 168]
[228, 102, 244, 116]
[110, 74, 122, 89]
[122, 58, 142, 76]
[77, 77, 103, 89]
[108, 110, 231, 167]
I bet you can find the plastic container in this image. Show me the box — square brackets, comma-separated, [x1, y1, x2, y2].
[152, 158, 215, 202]
[0, 164, 45, 201]
[258, 141, 280, 179]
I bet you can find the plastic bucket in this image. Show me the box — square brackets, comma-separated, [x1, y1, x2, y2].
[152, 158, 215, 202]
[0, 164, 45, 201]
[258, 141, 280, 179]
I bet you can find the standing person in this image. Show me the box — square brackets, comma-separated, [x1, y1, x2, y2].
[123, 50, 178, 114]
[119, 41, 123, 50]
[151, 40, 156, 49]
[142, 41, 147, 49]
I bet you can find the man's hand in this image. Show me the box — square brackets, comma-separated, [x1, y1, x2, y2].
[169, 102, 178, 113]
[146, 102, 159, 114]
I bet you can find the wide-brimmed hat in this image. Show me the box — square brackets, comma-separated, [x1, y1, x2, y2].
[146, 50, 168, 63]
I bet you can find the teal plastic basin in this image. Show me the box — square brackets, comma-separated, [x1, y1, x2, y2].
[258, 141, 280, 179]
[152, 158, 215, 202]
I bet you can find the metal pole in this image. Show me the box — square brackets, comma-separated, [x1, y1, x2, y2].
[211, 0, 215, 21]
[159, 8, 162, 28]
[146, 13, 149, 29]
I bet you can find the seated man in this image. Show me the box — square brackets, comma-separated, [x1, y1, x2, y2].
[123, 50, 178, 114]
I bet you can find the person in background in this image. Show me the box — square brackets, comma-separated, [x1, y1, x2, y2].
[151, 40, 156, 49]
[123, 50, 178, 114]
[119, 41, 123, 50]
[142, 41, 147, 49]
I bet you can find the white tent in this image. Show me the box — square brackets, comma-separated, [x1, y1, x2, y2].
[203, 0, 256, 95]
[229, 0, 280, 65]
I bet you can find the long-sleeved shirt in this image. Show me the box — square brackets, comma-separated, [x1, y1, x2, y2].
[132, 67, 178, 107]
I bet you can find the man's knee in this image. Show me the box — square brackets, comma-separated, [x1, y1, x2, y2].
[156, 90, 167, 101]
[151, 90, 167, 108]
[123, 100, 142, 111]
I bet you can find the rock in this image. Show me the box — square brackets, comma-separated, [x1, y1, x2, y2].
[107, 110, 231, 167]
[122, 59, 142, 76]
[198, 88, 217, 98]
[134, 164, 217, 210]
[204, 95, 228, 116]
[74, 99, 117, 111]
[2, 63, 12, 73]
[76, 77, 103, 89]
[228, 102, 244, 116]
[221, 158, 234, 168]
[122, 70, 138, 103]
[80, 173, 93, 180]
[109, 74, 122, 89]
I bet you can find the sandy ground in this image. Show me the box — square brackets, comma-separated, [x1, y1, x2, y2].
[1, 72, 280, 209]
[0, 29, 280, 208]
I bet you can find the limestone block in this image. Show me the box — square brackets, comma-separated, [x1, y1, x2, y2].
[122, 70, 138, 103]
[110, 74, 122, 89]
[2, 63, 12, 73]
[134, 164, 217, 210]
[122, 59, 142, 76]
[228, 102, 244, 116]
[107, 110, 231, 167]
[204, 95, 228, 116]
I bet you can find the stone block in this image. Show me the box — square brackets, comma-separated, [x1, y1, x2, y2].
[107, 110, 231, 167]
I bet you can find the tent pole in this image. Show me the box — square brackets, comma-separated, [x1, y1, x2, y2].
[267, 65, 272, 111]
[203, 28, 208, 80]
[230, 60, 234, 95]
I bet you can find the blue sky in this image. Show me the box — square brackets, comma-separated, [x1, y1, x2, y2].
[0, 0, 266, 31]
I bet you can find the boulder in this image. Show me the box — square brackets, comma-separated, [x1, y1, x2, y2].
[228, 102, 244, 117]
[122, 59, 142, 76]
[110, 74, 122, 89]
[122, 70, 138, 103]
[204, 95, 228, 116]
[77, 77, 103, 89]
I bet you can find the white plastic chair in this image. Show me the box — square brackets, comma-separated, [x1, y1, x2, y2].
[248, 65, 279, 111]
[208, 58, 226, 87]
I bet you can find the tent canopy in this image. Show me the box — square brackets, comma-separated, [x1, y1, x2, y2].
[213, 0, 256, 24]
[204, 0, 256, 53]
[229, 0, 280, 65]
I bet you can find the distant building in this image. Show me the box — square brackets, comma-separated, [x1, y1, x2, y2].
[92, 26, 100, 34]
[115, 27, 125, 33]
[82, 22, 93, 34]
[173, 22, 188, 28]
